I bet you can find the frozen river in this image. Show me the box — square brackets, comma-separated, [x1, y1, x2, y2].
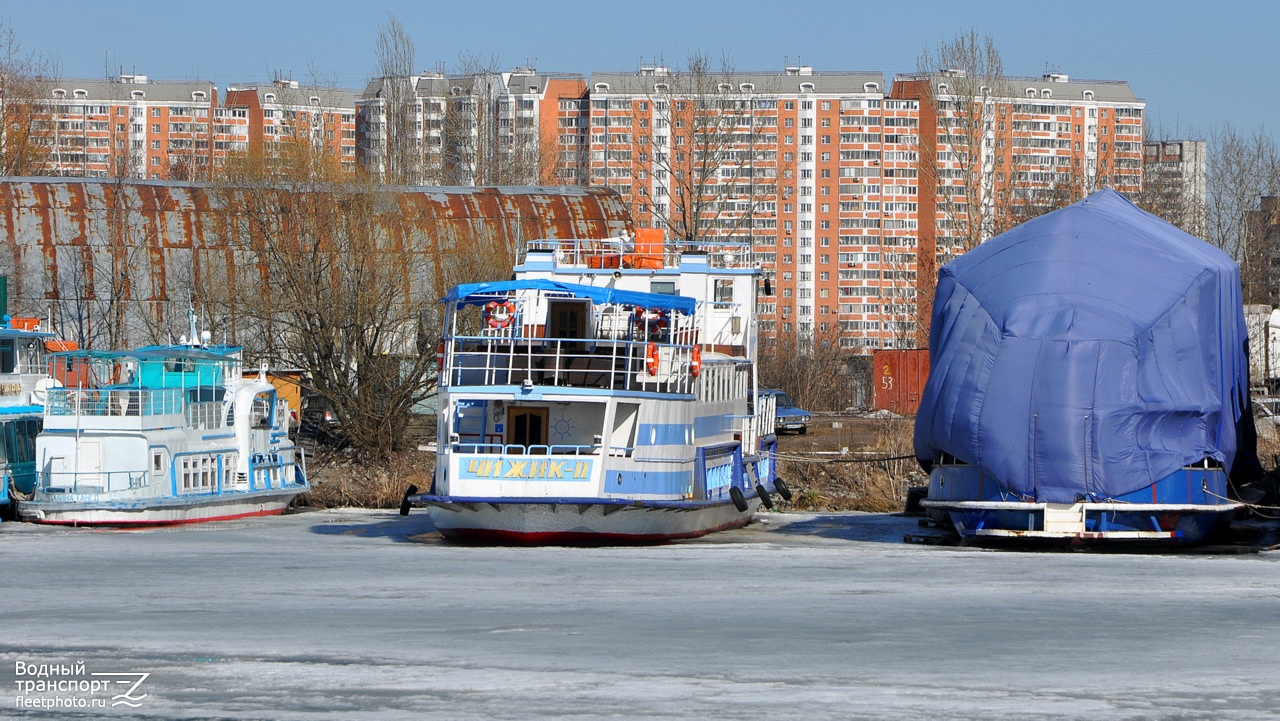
[2, 509, 1278, 720]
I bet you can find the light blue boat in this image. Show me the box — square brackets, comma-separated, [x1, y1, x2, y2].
[19, 314, 309, 526]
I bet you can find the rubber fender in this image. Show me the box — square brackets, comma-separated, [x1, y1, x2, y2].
[775, 478, 793, 501]
[755, 483, 774, 509]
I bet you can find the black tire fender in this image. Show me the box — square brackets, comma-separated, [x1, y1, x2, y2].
[775, 478, 793, 501]
[755, 483, 774, 509]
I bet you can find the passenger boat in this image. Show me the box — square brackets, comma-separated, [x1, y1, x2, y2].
[410, 229, 788, 543]
[915, 190, 1252, 545]
[19, 314, 309, 526]
[0, 316, 76, 518]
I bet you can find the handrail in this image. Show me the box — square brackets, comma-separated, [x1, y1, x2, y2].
[443, 336, 699, 394]
[45, 387, 184, 417]
[41, 469, 148, 494]
[454, 443, 600, 456]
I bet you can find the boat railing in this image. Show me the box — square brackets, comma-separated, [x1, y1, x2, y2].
[454, 442, 599, 456]
[527, 238, 754, 272]
[529, 238, 678, 270]
[46, 387, 184, 417]
[443, 336, 699, 394]
[186, 400, 227, 430]
[41, 469, 149, 494]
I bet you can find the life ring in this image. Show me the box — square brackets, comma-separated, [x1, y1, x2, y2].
[436, 338, 446, 368]
[690, 346, 702, 377]
[485, 301, 516, 329]
[633, 307, 668, 332]
[645, 342, 659, 376]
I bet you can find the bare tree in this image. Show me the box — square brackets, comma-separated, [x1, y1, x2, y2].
[631, 53, 782, 247]
[758, 323, 858, 411]
[209, 147, 440, 459]
[0, 20, 53, 176]
[373, 14, 419, 185]
[1204, 125, 1280, 305]
[914, 30, 1003, 254]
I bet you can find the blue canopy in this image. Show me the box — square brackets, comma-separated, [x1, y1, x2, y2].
[914, 189, 1259, 502]
[443, 279, 697, 316]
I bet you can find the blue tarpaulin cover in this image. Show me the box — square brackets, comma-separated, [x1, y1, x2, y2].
[914, 189, 1258, 502]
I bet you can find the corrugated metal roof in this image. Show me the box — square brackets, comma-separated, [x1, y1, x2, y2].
[0, 178, 631, 350]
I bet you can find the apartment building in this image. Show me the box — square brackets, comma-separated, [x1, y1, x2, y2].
[1143, 139, 1207, 237]
[28, 74, 358, 180]
[577, 66, 1144, 351]
[581, 66, 923, 349]
[32, 75, 218, 179]
[222, 80, 359, 172]
[357, 68, 586, 185]
[892, 72, 1145, 337]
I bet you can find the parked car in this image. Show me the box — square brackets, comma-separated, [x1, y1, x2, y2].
[752, 388, 812, 434]
[296, 393, 342, 444]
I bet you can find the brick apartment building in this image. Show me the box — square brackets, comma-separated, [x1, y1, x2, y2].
[29, 74, 357, 180]
[573, 66, 1145, 349]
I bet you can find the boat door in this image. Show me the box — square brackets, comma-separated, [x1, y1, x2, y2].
[75, 438, 104, 489]
[547, 300, 588, 346]
[508, 407, 548, 453]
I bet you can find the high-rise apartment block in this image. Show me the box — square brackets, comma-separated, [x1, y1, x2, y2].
[356, 69, 585, 185]
[1143, 139, 1207, 237]
[577, 67, 919, 349]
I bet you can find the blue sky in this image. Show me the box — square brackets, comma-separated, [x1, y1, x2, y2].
[7, 0, 1277, 139]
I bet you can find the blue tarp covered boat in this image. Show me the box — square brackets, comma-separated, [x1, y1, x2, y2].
[915, 189, 1258, 544]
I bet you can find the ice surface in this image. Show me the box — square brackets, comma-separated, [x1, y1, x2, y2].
[1, 509, 1278, 720]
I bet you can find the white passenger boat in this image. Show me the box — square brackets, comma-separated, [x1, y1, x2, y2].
[19, 316, 308, 526]
[409, 230, 788, 543]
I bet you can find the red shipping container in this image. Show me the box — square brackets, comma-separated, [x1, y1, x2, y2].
[872, 349, 930, 415]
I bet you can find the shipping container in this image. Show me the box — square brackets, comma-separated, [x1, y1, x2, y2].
[872, 348, 929, 415]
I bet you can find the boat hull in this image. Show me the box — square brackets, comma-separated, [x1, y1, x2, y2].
[924, 462, 1240, 546]
[418, 496, 761, 544]
[18, 489, 303, 527]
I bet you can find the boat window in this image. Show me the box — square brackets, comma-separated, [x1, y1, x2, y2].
[610, 403, 640, 456]
[714, 279, 734, 305]
[650, 281, 676, 295]
[0, 340, 14, 373]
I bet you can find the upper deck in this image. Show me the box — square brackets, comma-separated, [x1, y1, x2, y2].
[439, 231, 763, 396]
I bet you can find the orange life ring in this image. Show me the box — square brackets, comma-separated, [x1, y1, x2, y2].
[645, 342, 659, 376]
[485, 301, 516, 329]
[690, 346, 702, 377]
[436, 338, 446, 368]
[633, 307, 668, 332]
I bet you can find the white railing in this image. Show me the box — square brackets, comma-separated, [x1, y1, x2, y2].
[45, 388, 183, 417]
[41, 469, 149, 494]
[444, 336, 700, 395]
